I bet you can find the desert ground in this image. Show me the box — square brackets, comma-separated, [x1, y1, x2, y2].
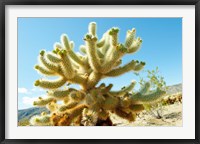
[111, 102, 182, 126]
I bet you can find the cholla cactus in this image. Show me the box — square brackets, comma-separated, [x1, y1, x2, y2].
[30, 22, 166, 126]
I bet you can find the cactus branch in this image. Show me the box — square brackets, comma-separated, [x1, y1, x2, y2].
[105, 60, 137, 77]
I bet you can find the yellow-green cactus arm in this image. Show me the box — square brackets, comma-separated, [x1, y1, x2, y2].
[79, 45, 87, 54]
[125, 28, 136, 48]
[84, 34, 101, 72]
[33, 97, 55, 106]
[39, 50, 59, 72]
[58, 101, 78, 112]
[109, 81, 136, 96]
[96, 49, 104, 58]
[30, 115, 52, 126]
[129, 104, 144, 112]
[86, 72, 102, 89]
[105, 60, 137, 77]
[88, 22, 97, 37]
[61, 35, 85, 67]
[101, 42, 110, 55]
[108, 27, 119, 46]
[34, 77, 66, 89]
[101, 39, 110, 55]
[89, 90, 105, 106]
[134, 61, 146, 72]
[103, 95, 119, 110]
[103, 28, 119, 58]
[70, 41, 74, 49]
[46, 102, 58, 112]
[120, 97, 131, 108]
[68, 74, 87, 86]
[69, 91, 85, 101]
[59, 50, 75, 79]
[85, 93, 96, 106]
[54, 42, 62, 50]
[47, 88, 76, 100]
[102, 28, 119, 65]
[113, 59, 122, 68]
[68, 50, 85, 66]
[131, 88, 166, 103]
[34, 65, 55, 75]
[101, 84, 113, 94]
[100, 44, 126, 74]
[46, 52, 62, 63]
[96, 34, 106, 48]
[61, 34, 71, 50]
[127, 37, 142, 54]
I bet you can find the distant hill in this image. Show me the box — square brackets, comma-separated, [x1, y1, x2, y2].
[18, 83, 182, 122]
[18, 107, 49, 122]
[166, 83, 182, 95]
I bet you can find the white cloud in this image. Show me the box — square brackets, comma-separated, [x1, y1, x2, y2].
[31, 87, 44, 92]
[22, 97, 37, 106]
[18, 88, 29, 94]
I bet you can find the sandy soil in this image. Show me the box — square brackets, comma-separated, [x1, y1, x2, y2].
[111, 102, 182, 126]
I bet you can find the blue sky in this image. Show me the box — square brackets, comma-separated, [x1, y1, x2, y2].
[18, 18, 182, 109]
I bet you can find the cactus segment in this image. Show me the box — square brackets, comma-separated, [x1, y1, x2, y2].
[105, 60, 137, 77]
[69, 91, 85, 101]
[87, 72, 102, 89]
[58, 101, 78, 112]
[80, 45, 87, 54]
[88, 22, 97, 36]
[39, 53, 59, 72]
[30, 115, 51, 126]
[129, 104, 144, 112]
[47, 88, 76, 100]
[100, 46, 124, 74]
[34, 65, 55, 75]
[60, 52, 75, 79]
[134, 61, 146, 72]
[33, 97, 55, 106]
[131, 88, 166, 103]
[46, 102, 58, 112]
[46, 52, 62, 63]
[61, 36, 85, 66]
[109, 27, 119, 46]
[96, 49, 104, 58]
[69, 74, 87, 86]
[96, 35, 106, 48]
[109, 81, 136, 96]
[125, 28, 136, 48]
[127, 37, 142, 54]
[84, 34, 101, 72]
[61, 34, 71, 50]
[34, 77, 66, 89]
[103, 96, 119, 110]
[120, 97, 131, 108]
